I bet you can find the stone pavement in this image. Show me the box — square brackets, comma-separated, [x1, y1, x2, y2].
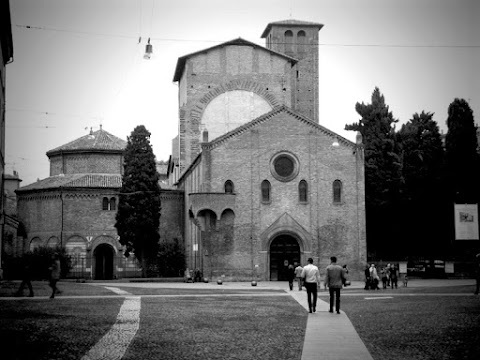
[2, 278, 476, 360]
[86, 278, 475, 360]
[289, 289, 374, 360]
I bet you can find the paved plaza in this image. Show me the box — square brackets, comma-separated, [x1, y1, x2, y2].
[1, 278, 477, 359]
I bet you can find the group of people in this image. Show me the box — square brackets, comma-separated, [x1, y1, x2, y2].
[14, 253, 62, 299]
[287, 257, 348, 314]
[364, 263, 401, 290]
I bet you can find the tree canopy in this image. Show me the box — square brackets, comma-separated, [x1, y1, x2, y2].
[445, 98, 479, 203]
[346, 87, 402, 208]
[115, 125, 161, 276]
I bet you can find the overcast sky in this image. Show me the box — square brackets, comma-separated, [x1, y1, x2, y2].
[6, 0, 480, 186]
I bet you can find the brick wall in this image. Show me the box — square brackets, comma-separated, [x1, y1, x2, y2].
[17, 188, 119, 249]
[178, 45, 294, 174]
[49, 152, 123, 176]
[182, 109, 366, 281]
[159, 189, 184, 242]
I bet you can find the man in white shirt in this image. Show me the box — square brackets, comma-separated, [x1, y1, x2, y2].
[294, 262, 304, 291]
[301, 257, 321, 313]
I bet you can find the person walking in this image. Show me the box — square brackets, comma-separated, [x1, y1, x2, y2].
[294, 262, 304, 290]
[381, 266, 388, 289]
[364, 264, 371, 290]
[15, 258, 34, 297]
[390, 264, 398, 289]
[301, 258, 321, 313]
[369, 264, 380, 290]
[324, 256, 346, 314]
[287, 263, 295, 291]
[49, 254, 61, 299]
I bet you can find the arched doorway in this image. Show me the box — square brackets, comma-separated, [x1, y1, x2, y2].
[270, 235, 300, 281]
[94, 243, 114, 280]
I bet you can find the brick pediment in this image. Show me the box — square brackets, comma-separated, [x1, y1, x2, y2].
[260, 212, 311, 252]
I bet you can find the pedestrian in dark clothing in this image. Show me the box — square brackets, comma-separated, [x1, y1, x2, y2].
[364, 265, 371, 290]
[15, 258, 34, 297]
[301, 258, 321, 313]
[390, 264, 398, 289]
[49, 254, 61, 299]
[381, 267, 388, 289]
[287, 263, 295, 291]
[325, 256, 346, 314]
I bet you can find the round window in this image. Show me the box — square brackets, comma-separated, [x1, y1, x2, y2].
[270, 152, 299, 182]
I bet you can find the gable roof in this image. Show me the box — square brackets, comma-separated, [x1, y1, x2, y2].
[261, 19, 324, 38]
[173, 37, 297, 82]
[46, 127, 127, 157]
[203, 105, 356, 151]
[176, 106, 357, 186]
[16, 173, 122, 193]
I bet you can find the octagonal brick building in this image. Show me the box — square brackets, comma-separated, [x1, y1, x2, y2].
[15, 127, 141, 279]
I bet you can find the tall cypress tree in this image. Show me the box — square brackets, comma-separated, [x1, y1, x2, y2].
[345, 87, 402, 258]
[115, 125, 161, 277]
[397, 111, 446, 257]
[445, 98, 479, 204]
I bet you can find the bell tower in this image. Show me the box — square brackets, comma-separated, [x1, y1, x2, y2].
[261, 20, 323, 122]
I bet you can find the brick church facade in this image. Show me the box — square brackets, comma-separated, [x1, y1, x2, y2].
[171, 20, 366, 281]
[12, 19, 366, 281]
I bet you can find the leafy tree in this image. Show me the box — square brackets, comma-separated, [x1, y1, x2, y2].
[396, 112, 446, 256]
[345, 88, 402, 258]
[157, 238, 185, 277]
[445, 98, 479, 204]
[115, 125, 161, 277]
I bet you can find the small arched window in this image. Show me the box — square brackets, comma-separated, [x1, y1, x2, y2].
[297, 30, 306, 53]
[110, 197, 116, 211]
[261, 180, 271, 203]
[299, 180, 308, 203]
[102, 197, 109, 210]
[285, 30, 293, 53]
[225, 180, 234, 194]
[333, 180, 342, 203]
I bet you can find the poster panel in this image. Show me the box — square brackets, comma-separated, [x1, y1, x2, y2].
[454, 204, 479, 240]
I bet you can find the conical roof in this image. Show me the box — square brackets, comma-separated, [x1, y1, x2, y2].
[46, 127, 127, 157]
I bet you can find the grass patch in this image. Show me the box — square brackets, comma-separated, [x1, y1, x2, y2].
[0, 298, 124, 360]
[0, 281, 118, 297]
[124, 296, 307, 360]
[342, 295, 480, 360]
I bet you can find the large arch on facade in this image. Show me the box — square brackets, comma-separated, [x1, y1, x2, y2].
[197, 79, 282, 112]
[190, 80, 282, 139]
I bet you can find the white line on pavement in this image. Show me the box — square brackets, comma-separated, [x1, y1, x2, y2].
[103, 286, 133, 295]
[364, 296, 394, 300]
[80, 296, 141, 360]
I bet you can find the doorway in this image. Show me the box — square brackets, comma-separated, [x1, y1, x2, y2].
[269, 235, 300, 281]
[94, 243, 114, 280]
